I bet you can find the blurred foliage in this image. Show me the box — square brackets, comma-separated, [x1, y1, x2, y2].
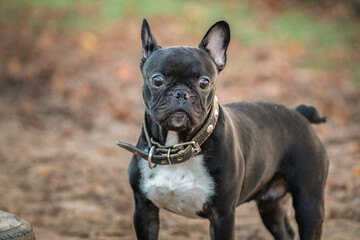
[0, 0, 359, 87]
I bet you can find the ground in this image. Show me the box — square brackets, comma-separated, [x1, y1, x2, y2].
[0, 2, 360, 239]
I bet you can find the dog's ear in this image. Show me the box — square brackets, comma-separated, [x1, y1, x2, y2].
[199, 21, 230, 72]
[141, 19, 160, 60]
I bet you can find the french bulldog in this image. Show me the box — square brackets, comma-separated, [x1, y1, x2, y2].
[120, 19, 328, 240]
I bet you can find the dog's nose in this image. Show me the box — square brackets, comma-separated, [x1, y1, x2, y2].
[174, 89, 190, 100]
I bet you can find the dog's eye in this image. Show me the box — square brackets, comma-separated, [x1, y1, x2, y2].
[199, 78, 210, 89]
[151, 75, 164, 87]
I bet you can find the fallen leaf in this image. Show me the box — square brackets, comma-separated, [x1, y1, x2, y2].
[351, 165, 360, 177]
[79, 32, 98, 53]
[7, 57, 22, 78]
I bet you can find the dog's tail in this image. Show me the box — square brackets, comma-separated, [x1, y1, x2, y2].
[295, 105, 327, 124]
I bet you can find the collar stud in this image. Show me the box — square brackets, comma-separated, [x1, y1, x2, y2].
[207, 124, 214, 133]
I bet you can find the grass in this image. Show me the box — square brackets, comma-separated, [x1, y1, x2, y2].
[1, 0, 359, 83]
[267, 10, 359, 70]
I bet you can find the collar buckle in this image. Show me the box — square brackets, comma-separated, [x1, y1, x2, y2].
[173, 141, 201, 155]
[191, 142, 201, 155]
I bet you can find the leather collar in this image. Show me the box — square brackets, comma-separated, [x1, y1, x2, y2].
[117, 96, 219, 168]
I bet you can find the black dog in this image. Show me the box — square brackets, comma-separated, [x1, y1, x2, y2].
[118, 19, 328, 240]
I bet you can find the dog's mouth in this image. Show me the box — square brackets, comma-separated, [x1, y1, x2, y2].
[162, 111, 193, 131]
[170, 111, 189, 127]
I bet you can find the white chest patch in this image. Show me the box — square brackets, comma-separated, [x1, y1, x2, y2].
[139, 131, 215, 218]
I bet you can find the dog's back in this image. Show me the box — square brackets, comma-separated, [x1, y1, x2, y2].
[221, 101, 328, 203]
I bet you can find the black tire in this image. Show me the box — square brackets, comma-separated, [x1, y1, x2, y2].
[0, 211, 35, 240]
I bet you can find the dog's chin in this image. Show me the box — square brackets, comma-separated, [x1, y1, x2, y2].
[163, 112, 193, 131]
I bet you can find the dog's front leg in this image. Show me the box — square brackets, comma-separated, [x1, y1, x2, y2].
[133, 192, 160, 240]
[209, 212, 236, 240]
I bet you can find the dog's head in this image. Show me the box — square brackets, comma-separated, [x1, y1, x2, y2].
[140, 19, 230, 132]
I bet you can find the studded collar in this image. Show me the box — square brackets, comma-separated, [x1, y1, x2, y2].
[117, 96, 219, 168]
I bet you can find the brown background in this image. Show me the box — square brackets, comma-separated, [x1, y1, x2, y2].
[0, 1, 359, 239]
